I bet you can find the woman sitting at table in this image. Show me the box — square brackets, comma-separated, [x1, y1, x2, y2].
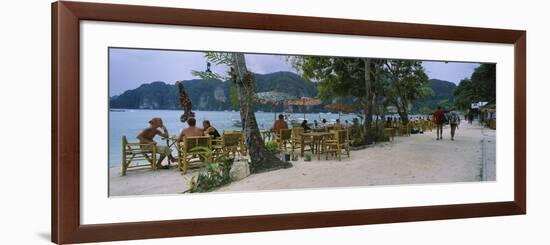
[202, 120, 221, 138]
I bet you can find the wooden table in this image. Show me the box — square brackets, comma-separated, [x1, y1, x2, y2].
[300, 132, 334, 160]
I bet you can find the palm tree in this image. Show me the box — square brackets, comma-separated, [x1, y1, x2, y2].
[192, 52, 291, 173]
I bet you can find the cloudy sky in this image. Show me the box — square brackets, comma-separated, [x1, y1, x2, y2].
[109, 48, 481, 96]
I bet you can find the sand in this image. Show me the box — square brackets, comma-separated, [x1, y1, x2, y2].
[109, 122, 495, 196]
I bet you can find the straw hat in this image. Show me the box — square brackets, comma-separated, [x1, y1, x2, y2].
[148, 117, 163, 126]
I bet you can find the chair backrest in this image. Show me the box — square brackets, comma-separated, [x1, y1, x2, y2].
[312, 128, 326, 133]
[291, 127, 304, 140]
[224, 130, 241, 134]
[337, 129, 347, 143]
[223, 132, 243, 147]
[279, 129, 292, 140]
[183, 136, 212, 152]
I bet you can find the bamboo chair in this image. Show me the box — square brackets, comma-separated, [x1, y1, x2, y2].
[121, 136, 157, 176]
[324, 129, 350, 161]
[384, 128, 395, 141]
[419, 120, 427, 132]
[210, 136, 224, 159]
[312, 127, 327, 133]
[176, 136, 212, 174]
[275, 129, 292, 151]
[290, 127, 313, 159]
[221, 131, 246, 159]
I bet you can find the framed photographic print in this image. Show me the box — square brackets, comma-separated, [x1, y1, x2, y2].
[52, 1, 526, 244]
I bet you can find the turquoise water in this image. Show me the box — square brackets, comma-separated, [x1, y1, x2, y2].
[109, 109, 356, 166]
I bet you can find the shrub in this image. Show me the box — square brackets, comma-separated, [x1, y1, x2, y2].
[304, 152, 312, 161]
[187, 147, 234, 193]
[265, 141, 280, 154]
[351, 137, 365, 147]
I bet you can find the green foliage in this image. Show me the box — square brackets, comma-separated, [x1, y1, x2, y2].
[411, 79, 456, 113]
[291, 56, 367, 102]
[265, 141, 280, 154]
[453, 64, 496, 110]
[110, 72, 320, 111]
[187, 147, 234, 193]
[204, 52, 234, 66]
[351, 137, 366, 147]
[383, 60, 430, 113]
[229, 83, 240, 108]
[350, 118, 364, 139]
[304, 152, 312, 161]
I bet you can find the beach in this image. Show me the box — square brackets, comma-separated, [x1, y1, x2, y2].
[109, 122, 495, 196]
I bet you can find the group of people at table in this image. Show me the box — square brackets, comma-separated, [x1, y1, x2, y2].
[137, 113, 348, 169]
[136, 113, 220, 169]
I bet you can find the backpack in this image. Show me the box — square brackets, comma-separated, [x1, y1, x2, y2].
[440, 114, 448, 125]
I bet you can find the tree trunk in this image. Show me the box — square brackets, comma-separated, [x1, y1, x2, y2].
[378, 98, 388, 139]
[363, 59, 374, 144]
[395, 98, 410, 125]
[231, 53, 291, 173]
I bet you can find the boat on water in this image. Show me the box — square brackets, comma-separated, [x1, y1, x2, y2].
[231, 118, 242, 127]
[109, 108, 126, 112]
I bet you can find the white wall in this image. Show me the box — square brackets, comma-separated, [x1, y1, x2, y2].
[0, 0, 547, 244]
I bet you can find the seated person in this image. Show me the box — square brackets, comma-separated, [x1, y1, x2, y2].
[272, 114, 289, 134]
[202, 120, 221, 138]
[137, 117, 174, 169]
[321, 118, 327, 127]
[178, 118, 204, 141]
[335, 119, 342, 129]
[301, 119, 311, 131]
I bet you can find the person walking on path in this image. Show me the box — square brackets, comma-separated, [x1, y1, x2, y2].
[448, 111, 461, 140]
[432, 106, 446, 140]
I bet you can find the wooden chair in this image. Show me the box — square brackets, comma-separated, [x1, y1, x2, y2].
[221, 131, 246, 159]
[210, 136, 224, 159]
[311, 127, 327, 133]
[176, 136, 212, 173]
[384, 128, 395, 141]
[121, 136, 157, 176]
[275, 129, 292, 151]
[290, 127, 313, 159]
[324, 129, 350, 161]
[405, 122, 412, 136]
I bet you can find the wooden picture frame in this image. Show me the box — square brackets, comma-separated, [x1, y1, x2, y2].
[51, 1, 526, 244]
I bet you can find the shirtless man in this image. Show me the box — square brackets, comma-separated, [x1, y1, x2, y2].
[178, 117, 204, 141]
[272, 114, 289, 134]
[137, 117, 174, 169]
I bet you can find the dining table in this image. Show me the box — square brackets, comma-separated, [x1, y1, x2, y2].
[299, 131, 335, 160]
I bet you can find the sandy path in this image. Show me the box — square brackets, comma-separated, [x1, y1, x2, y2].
[109, 122, 495, 196]
[218, 122, 494, 192]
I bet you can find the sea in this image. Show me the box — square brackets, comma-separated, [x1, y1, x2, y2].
[109, 109, 358, 166]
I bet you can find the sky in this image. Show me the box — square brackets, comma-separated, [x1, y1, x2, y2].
[109, 48, 481, 96]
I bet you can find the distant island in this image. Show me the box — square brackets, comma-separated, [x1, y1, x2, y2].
[109, 71, 456, 114]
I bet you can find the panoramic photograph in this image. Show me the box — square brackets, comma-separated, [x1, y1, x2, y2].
[108, 47, 497, 196]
